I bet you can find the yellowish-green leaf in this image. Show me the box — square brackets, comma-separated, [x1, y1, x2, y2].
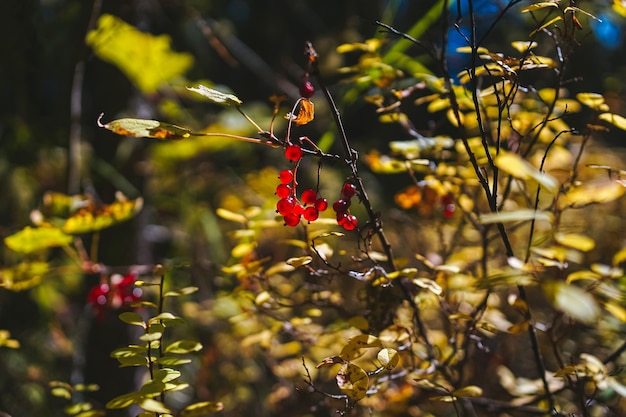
[555, 233, 595, 252]
[180, 401, 224, 417]
[478, 209, 553, 225]
[599, 113, 626, 130]
[548, 282, 600, 324]
[231, 242, 256, 258]
[613, 247, 626, 266]
[521, 2, 560, 13]
[157, 356, 192, 366]
[286, 256, 313, 268]
[558, 180, 624, 209]
[117, 354, 149, 367]
[0, 261, 50, 291]
[605, 302, 626, 322]
[566, 270, 601, 284]
[164, 340, 202, 354]
[98, 114, 191, 140]
[106, 392, 140, 409]
[51, 386, 72, 400]
[41, 192, 90, 218]
[164, 286, 199, 297]
[494, 151, 558, 194]
[529, 16, 563, 37]
[86, 14, 193, 93]
[4, 226, 72, 253]
[377, 348, 400, 370]
[186, 85, 242, 106]
[0, 329, 20, 349]
[153, 368, 181, 383]
[336, 363, 369, 401]
[139, 380, 165, 397]
[576, 93, 610, 111]
[216, 208, 248, 223]
[63, 197, 143, 234]
[119, 312, 146, 328]
[110, 345, 147, 358]
[139, 398, 171, 414]
[453, 385, 483, 398]
[511, 41, 537, 52]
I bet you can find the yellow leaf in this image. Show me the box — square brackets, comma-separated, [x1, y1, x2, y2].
[555, 233, 595, 252]
[340, 334, 383, 361]
[98, 114, 191, 139]
[336, 363, 369, 401]
[453, 385, 483, 398]
[0, 262, 50, 291]
[4, 226, 72, 253]
[478, 209, 553, 225]
[377, 348, 400, 370]
[521, 2, 561, 13]
[494, 151, 558, 194]
[62, 196, 143, 234]
[576, 93, 610, 111]
[613, 247, 626, 266]
[605, 302, 626, 322]
[186, 85, 243, 106]
[548, 282, 600, 324]
[86, 14, 193, 93]
[599, 113, 626, 130]
[511, 41, 538, 52]
[180, 401, 224, 417]
[558, 180, 624, 209]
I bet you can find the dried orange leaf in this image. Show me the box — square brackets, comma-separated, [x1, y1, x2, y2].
[98, 114, 191, 139]
[336, 363, 369, 401]
[286, 99, 315, 126]
[186, 84, 243, 106]
[4, 226, 72, 253]
[599, 112, 626, 130]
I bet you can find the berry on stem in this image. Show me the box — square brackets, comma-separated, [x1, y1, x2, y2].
[314, 198, 328, 211]
[283, 213, 301, 227]
[301, 189, 317, 205]
[285, 144, 303, 162]
[332, 199, 350, 213]
[279, 169, 294, 184]
[299, 80, 315, 98]
[303, 207, 319, 222]
[341, 183, 357, 199]
[276, 197, 296, 215]
[275, 183, 292, 199]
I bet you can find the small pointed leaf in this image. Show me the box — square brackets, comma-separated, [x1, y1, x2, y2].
[98, 114, 191, 139]
[186, 85, 242, 106]
[164, 340, 202, 354]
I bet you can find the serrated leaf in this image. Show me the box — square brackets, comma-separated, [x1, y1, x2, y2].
[106, 392, 140, 409]
[62, 197, 143, 234]
[4, 226, 72, 253]
[164, 340, 202, 354]
[494, 151, 558, 194]
[377, 348, 400, 370]
[118, 312, 146, 328]
[186, 85, 242, 106]
[180, 401, 224, 417]
[599, 113, 626, 130]
[336, 363, 369, 401]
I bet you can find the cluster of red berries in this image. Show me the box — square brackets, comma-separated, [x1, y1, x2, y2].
[87, 273, 142, 320]
[332, 183, 358, 231]
[276, 144, 329, 227]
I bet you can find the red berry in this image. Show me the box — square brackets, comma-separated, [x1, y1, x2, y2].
[332, 199, 350, 213]
[276, 183, 292, 198]
[303, 207, 319, 222]
[336, 212, 348, 225]
[279, 169, 294, 184]
[342, 214, 358, 231]
[444, 204, 455, 218]
[299, 80, 315, 98]
[285, 144, 303, 161]
[301, 189, 317, 205]
[314, 197, 328, 211]
[276, 197, 296, 215]
[341, 183, 357, 198]
[88, 284, 109, 306]
[283, 213, 301, 227]
[293, 203, 305, 215]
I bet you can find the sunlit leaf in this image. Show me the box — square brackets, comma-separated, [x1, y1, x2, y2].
[377, 348, 400, 370]
[599, 113, 626, 130]
[0, 261, 50, 291]
[529, 16, 563, 37]
[139, 398, 171, 414]
[0, 330, 20, 349]
[186, 84, 243, 106]
[62, 196, 143, 234]
[4, 226, 72, 253]
[478, 209, 553, 225]
[119, 312, 146, 328]
[164, 340, 202, 354]
[548, 282, 600, 324]
[139, 380, 165, 397]
[117, 354, 149, 367]
[106, 392, 140, 409]
[336, 363, 369, 401]
[555, 233, 595, 252]
[604, 302, 626, 322]
[98, 114, 191, 139]
[286, 98, 315, 126]
[511, 41, 537, 52]
[180, 401, 224, 417]
[413, 278, 443, 295]
[286, 256, 313, 268]
[558, 180, 624, 209]
[164, 286, 199, 297]
[521, 2, 560, 13]
[494, 151, 558, 194]
[566, 270, 601, 284]
[110, 345, 147, 358]
[340, 334, 383, 361]
[576, 93, 610, 111]
[216, 208, 248, 224]
[453, 385, 483, 397]
[157, 356, 192, 366]
[41, 192, 90, 218]
[613, 247, 626, 266]
[153, 368, 182, 383]
[86, 14, 193, 92]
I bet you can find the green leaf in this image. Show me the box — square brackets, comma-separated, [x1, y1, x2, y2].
[98, 114, 191, 139]
[164, 340, 203, 354]
[153, 368, 181, 383]
[106, 392, 140, 409]
[62, 196, 143, 234]
[139, 380, 165, 397]
[336, 363, 369, 401]
[110, 345, 147, 358]
[180, 401, 224, 417]
[157, 356, 192, 366]
[118, 312, 146, 328]
[139, 332, 162, 342]
[164, 286, 199, 297]
[186, 85, 243, 106]
[117, 354, 149, 367]
[4, 226, 72, 253]
[0, 261, 50, 291]
[139, 398, 171, 414]
[50, 386, 72, 400]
